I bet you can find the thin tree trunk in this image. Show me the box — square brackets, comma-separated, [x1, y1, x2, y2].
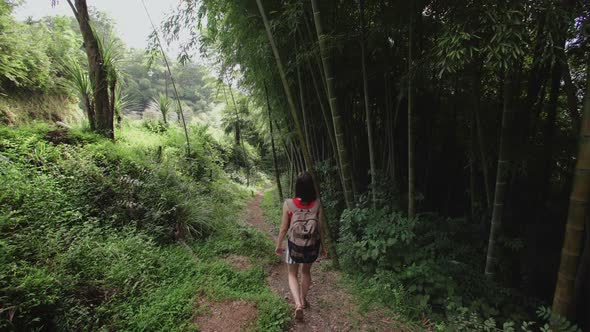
[303, 14, 328, 95]
[289, 160, 295, 196]
[485, 77, 517, 277]
[407, 20, 415, 218]
[308, 61, 337, 159]
[392, 90, 403, 184]
[383, 74, 391, 174]
[308, 61, 344, 192]
[470, 109, 478, 221]
[297, 56, 312, 162]
[359, 0, 377, 208]
[265, 82, 284, 202]
[552, 61, 590, 318]
[290, 143, 299, 174]
[281, 139, 293, 168]
[473, 67, 493, 208]
[71, 0, 112, 139]
[311, 0, 355, 209]
[109, 78, 116, 124]
[475, 107, 492, 208]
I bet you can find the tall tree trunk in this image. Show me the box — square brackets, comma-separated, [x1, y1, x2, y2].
[308, 61, 337, 161]
[383, 74, 392, 175]
[485, 77, 517, 278]
[303, 12, 328, 95]
[311, 0, 355, 209]
[359, 0, 377, 208]
[289, 160, 295, 196]
[407, 20, 416, 219]
[475, 106, 492, 208]
[552, 61, 590, 318]
[290, 143, 300, 174]
[297, 56, 312, 162]
[574, 212, 590, 329]
[265, 83, 284, 202]
[109, 77, 116, 124]
[309, 62, 344, 191]
[70, 0, 113, 139]
[392, 90, 403, 185]
[473, 66, 493, 208]
[469, 109, 478, 221]
[280, 137, 293, 169]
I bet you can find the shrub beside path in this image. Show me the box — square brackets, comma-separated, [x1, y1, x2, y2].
[245, 191, 411, 332]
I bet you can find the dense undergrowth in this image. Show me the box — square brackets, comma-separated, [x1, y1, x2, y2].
[0, 122, 289, 331]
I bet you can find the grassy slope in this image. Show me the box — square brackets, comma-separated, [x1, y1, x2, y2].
[0, 122, 289, 331]
[0, 94, 81, 126]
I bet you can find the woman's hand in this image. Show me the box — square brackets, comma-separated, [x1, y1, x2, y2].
[320, 246, 328, 259]
[275, 246, 284, 257]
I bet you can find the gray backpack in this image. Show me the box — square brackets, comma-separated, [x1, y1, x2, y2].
[286, 199, 321, 263]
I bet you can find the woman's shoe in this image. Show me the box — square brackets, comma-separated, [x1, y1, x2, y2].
[294, 307, 304, 320]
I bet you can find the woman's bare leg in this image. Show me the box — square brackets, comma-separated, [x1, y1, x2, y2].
[287, 264, 303, 308]
[301, 263, 312, 306]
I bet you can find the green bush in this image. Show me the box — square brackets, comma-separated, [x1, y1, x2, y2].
[435, 305, 582, 332]
[337, 203, 541, 326]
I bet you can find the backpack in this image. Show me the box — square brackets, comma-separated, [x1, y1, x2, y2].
[287, 198, 321, 263]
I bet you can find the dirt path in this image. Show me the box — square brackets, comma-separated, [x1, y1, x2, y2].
[245, 192, 408, 332]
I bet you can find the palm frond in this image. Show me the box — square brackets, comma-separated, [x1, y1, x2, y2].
[61, 57, 92, 98]
[149, 93, 172, 124]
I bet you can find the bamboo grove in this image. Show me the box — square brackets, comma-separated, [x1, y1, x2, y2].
[162, 0, 590, 327]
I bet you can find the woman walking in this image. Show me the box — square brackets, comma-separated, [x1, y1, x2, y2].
[275, 172, 328, 320]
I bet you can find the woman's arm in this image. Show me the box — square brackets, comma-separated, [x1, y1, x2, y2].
[319, 207, 328, 257]
[275, 201, 290, 256]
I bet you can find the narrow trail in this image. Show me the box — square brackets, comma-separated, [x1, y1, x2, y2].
[244, 191, 407, 332]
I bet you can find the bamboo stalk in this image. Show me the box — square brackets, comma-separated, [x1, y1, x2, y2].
[552, 61, 590, 318]
[485, 77, 516, 277]
[310, 0, 355, 209]
[265, 82, 284, 202]
[359, 0, 377, 208]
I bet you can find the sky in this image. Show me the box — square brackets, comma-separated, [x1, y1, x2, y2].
[14, 0, 185, 55]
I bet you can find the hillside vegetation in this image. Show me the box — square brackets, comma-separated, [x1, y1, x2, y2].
[0, 123, 289, 330]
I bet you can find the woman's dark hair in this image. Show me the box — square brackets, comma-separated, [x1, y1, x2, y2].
[295, 172, 316, 203]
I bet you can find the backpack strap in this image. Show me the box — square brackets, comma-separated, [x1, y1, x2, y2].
[285, 198, 297, 213]
[308, 200, 321, 214]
